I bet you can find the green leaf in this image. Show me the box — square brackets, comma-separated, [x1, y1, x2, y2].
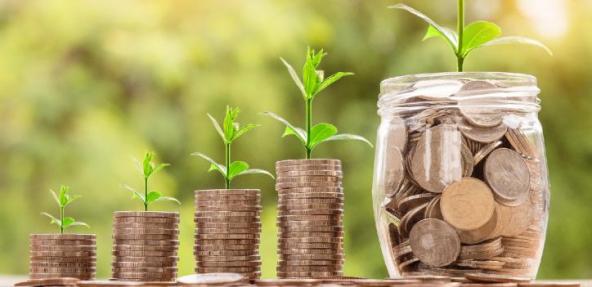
[239, 168, 275, 179]
[280, 57, 306, 98]
[191, 152, 227, 178]
[68, 221, 90, 229]
[152, 163, 170, 176]
[223, 106, 240, 143]
[62, 217, 75, 229]
[41, 212, 61, 226]
[228, 161, 249, 180]
[232, 123, 259, 142]
[58, 185, 69, 207]
[314, 72, 354, 98]
[303, 48, 326, 98]
[262, 112, 307, 145]
[461, 21, 502, 56]
[207, 113, 225, 141]
[143, 152, 154, 178]
[325, 133, 374, 148]
[390, 4, 458, 51]
[49, 189, 60, 207]
[482, 36, 553, 55]
[309, 123, 338, 150]
[154, 196, 181, 205]
[146, 191, 161, 204]
[123, 184, 145, 202]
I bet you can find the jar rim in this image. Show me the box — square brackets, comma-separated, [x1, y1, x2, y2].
[380, 72, 537, 96]
[378, 72, 541, 115]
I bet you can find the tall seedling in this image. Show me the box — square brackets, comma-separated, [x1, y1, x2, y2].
[42, 185, 89, 234]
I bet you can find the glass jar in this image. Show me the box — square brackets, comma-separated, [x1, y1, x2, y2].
[372, 72, 549, 279]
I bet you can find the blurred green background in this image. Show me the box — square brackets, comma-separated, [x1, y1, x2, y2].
[1, 0, 591, 279]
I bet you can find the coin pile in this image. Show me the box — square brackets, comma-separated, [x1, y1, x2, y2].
[194, 189, 262, 279]
[29, 234, 96, 280]
[376, 78, 548, 278]
[275, 159, 345, 278]
[111, 211, 179, 281]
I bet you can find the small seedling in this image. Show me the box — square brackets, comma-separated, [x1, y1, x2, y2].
[193, 106, 274, 189]
[264, 48, 372, 159]
[124, 152, 180, 211]
[390, 0, 552, 71]
[41, 185, 89, 234]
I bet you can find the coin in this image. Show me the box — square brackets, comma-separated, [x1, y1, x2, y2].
[112, 256, 178, 264]
[197, 254, 260, 262]
[276, 271, 341, 278]
[506, 128, 537, 160]
[410, 124, 462, 193]
[196, 266, 259, 273]
[15, 277, 80, 286]
[474, 141, 503, 165]
[113, 234, 177, 240]
[30, 234, 95, 240]
[196, 260, 260, 267]
[177, 273, 248, 285]
[112, 239, 179, 246]
[457, 206, 499, 244]
[279, 192, 343, 200]
[276, 159, 341, 167]
[441, 178, 495, 231]
[276, 182, 342, 189]
[112, 228, 179, 236]
[30, 250, 96, 257]
[409, 218, 461, 267]
[113, 211, 178, 218]
[485, 148, 530, 206]
[277, 170, 343, 177]
[465, 272, 530, 283]
[278, 237, 343, 244]
[460, 121, 507, 144]
[278, 187, 343, 194]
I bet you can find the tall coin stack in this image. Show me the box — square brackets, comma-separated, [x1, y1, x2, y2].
[29, 234, 96, 280]
[275, 159, 344, 278]
[111, 211, 179, 282]
[194, 189, 262, 279]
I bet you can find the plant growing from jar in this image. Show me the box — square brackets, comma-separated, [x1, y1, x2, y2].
[264, 47, 372, 158]
[123, 151, 180, 211]
[371, 0, 553, 279]
[391, 0, 551, 71]
[41, 185, 89, 234]
[192, 106, 274, 187]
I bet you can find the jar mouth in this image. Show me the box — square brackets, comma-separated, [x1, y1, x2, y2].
[378, 72, 541, 116]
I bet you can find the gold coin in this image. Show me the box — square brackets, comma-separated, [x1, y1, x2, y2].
[460, 121, 507, 143]
[496, 200, 534, 237]
[441, 178, 495, 231]
[458, 205, 500, 244]
[409, 218, 461, 267]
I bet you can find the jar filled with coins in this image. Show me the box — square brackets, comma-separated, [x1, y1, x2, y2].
[372, 72, 549, 279]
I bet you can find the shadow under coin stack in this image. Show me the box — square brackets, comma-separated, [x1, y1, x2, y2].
[194, 189, 262, 279]
[111, 212, 179, 281]
[29, 234, 96, 280]
[275, 159, 344, 278]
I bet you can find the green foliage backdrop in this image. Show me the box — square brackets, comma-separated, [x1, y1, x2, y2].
[0, 0, 591, 279]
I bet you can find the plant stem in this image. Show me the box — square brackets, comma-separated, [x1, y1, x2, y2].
[60, 206, 64, 234]
[305, 98, 312, 159]
[144, 177, 148, 211]
[225, 142, 231, 189]
[457, 0, 465, 72]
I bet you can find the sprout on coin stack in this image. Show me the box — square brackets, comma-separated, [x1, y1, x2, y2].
[264, 48, 372, 278]
[192, 106, 274, 279]
[372, 0, 552, 280]
[31, 185, 95, 280]
[112, 152, 181, 282]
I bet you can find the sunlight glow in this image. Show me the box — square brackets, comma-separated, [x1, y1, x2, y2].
[518, 0, 568, 38]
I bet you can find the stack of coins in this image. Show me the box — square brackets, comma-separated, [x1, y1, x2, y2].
[29, 234, 96, 280]
[111, 211, 179, 281]
[275, 159, 344, 278]
[194, 189, 262, 279]
[376, 78, 548, 278]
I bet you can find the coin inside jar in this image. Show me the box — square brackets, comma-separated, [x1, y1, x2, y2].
[408, 218, 461, 267]
[484, 148, 530, 206]
[410, 124, 462, 193]
[440, 178, 495, 231]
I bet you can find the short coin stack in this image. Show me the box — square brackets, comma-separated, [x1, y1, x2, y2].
[194, 189, 262, 279]
[111, 211, 179, 282]
[29, 234, 96, 280]
[275, 159, 344, 278]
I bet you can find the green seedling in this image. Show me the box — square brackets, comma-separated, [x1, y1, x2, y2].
[124, 151, 180, 211]
[41, 185, 89, 234]
[193, 106, 274, 189]
[264, 48, 372, 159]
[390, 0, 552, 72]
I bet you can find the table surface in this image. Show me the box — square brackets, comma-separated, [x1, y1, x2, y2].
[1, 276, 591, 287]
